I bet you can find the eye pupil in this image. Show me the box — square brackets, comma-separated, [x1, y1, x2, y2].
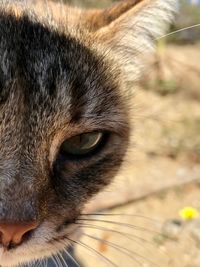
[60, 132, 103, 157]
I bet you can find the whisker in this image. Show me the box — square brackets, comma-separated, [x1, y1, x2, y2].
[77, 218, 164, 236]
[40, 258, 45, 267]
[61, 244, 81, 267]
[35, 259, 41, 267]
[76, 222, 151, 243]
[81, 213, 162, 224]
[158, 23, 200, 40]
[38, 259, 42, 267]
[76, 222, 170, 260]
[55, 254, 63, 267]
[28, 260, 32, 267]
[35, 260, 40, 267]
[84, 233, 142, 266]
[67, 237, 117, 267]
[83, 233, 160, 267]
[57, 251, 69, 267]
[44, 257, 48, 267]
[51, 255, 60, 267]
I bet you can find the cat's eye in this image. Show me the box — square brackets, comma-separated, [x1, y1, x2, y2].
[60, 132, 104, 157]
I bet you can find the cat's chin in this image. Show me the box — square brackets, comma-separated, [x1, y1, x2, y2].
[0, 225, 82, 267]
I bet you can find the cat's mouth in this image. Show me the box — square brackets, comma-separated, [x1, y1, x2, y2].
[0, 221, 81, 267]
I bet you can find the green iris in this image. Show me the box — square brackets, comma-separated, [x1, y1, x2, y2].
[61, 132, 103, 156]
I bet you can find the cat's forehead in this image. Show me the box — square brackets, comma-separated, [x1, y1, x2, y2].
[0, 11, 125, 151]
[0, 11, 101, 91]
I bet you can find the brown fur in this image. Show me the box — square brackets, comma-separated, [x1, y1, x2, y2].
[0, 1, 178, 266]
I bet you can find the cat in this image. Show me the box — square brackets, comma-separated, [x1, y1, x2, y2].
[0, 0, 178, 266]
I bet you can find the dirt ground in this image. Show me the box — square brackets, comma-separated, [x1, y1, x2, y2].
[74, 43, 200, 267]
[77, 182, 200, 267]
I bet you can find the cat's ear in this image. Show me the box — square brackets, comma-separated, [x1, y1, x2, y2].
[89, 0, 178, 82]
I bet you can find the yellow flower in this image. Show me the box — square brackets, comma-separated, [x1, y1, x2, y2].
[179, 207, 199, 220]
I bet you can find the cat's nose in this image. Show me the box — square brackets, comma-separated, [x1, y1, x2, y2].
[0, 221, 38, 250]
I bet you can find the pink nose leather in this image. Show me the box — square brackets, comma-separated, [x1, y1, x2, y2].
[0, 222, 38, 248]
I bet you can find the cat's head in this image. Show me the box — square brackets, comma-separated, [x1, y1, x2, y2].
[0, 0, 177, 266]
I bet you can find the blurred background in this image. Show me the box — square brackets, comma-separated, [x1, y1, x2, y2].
[52, 1, 200, 266]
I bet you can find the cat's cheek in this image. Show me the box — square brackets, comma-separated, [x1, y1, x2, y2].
[59, 153, 124, 199]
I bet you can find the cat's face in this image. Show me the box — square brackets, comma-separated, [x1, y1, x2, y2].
[0, 0, 177, 266]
